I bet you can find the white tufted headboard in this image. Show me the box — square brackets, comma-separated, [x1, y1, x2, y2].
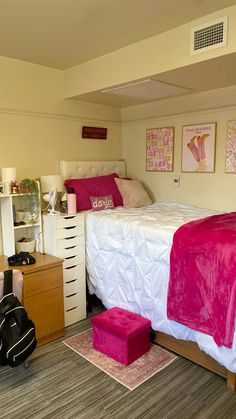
[60, 160, 126, 180]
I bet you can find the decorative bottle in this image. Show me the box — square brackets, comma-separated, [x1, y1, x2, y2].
[67, 187, 77, 214]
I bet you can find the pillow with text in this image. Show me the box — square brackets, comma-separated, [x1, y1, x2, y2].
[90, 195, 115, 211]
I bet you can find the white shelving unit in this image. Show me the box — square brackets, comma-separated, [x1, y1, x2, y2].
[0, 187, 43, 256]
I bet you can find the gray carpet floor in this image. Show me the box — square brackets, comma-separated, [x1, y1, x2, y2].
[0, 311, 236, 419]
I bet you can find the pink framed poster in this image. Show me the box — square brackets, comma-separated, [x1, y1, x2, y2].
[146, 126, 174, 172]
[182, 122, 216, 173]
[225, 120, 236, 173]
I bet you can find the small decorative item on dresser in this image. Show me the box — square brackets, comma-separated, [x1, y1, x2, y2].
[0, 182, 5, 194]
[15, 238, 35, 254]
[18, 178, 38, 194]
[10, 180, 19, 194]
[67, 187, 77, 214]
[60, 193, 68, 213]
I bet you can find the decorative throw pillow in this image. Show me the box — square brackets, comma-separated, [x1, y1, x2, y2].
[64, 173, 123, 212]
[90, 195, 115, 211]
[114, 178, 152, 208]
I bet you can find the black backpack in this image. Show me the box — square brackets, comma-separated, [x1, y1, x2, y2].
[0, 270, 37, 367]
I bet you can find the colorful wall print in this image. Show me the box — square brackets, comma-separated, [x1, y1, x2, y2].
[146, 126, 174, 172]
[182, 123, 216, 172]
[225, 120, 236, 173]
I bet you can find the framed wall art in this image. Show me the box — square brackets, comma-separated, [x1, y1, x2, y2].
[146, 126, 174, 172]
[225, 120, 236, 173]
[182, 122, 216, 173]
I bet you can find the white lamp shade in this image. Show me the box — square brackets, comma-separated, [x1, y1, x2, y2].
[1, 167, 17, 182]
[40, 175, 63, 193]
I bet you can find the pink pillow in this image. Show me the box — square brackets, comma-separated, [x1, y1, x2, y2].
[90, 195, 115, 211]
[64, 173, 123, 211]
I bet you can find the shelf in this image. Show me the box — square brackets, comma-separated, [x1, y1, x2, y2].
[14, 222, 40, 230]
[0, 193, 35, 198]
[0, 182, 43, 255]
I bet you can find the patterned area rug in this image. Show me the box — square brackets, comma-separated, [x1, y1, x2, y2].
[63, 329, 177, 390]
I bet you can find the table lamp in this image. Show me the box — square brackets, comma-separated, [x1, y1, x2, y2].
[40, 175, 63, 215]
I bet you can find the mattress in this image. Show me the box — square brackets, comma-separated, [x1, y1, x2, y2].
[85, 202, 236, 372]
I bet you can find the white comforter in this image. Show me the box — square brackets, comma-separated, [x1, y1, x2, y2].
[85, 202, 236, 372]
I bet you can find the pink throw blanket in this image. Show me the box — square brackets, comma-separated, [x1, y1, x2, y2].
[167, 212, 236, 348]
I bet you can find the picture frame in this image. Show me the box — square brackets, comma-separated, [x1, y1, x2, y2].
[225, 120, 236, 173]
[181, 122, 216, 173]
[146, 126, 174, 172]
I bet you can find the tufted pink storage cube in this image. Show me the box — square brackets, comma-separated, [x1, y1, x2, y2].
[91, 307, 151, 365]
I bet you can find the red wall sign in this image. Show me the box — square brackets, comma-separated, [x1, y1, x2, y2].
[82, 126, 107, 139]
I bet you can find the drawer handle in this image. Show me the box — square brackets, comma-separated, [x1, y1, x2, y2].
[66, 279, 76, 284]
[66, 306, 78, 312]
[64, 226, 76, 230]
[65, 236, 76, 240]
[65, 265, 77, 270]
[64, 216, 76, 220]
[64, 255, 76, 260]
[66, 292, 77, 298]
[65, 245, 76, 250]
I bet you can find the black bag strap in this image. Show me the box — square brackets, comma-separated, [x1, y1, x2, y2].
[3, 270, 13, 296]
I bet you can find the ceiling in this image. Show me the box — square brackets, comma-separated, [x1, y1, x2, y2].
[0, 0, 236, 107]
[0, 0, 235, 69]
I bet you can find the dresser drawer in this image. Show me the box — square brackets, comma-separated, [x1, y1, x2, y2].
[64, 305, 87, 327]
[56, 215, 83, 229]
[63, 264, 84, 282]
[58, 244, 84, 259]
[64, 292, 81, 311]
[64, 277, 85, 297]
[56, 224, 83, 240]
[24, 287, 64, 341]
[23, 266, 63, 298]
[57, 235, 84, 251]
[63, 254, 83, 269]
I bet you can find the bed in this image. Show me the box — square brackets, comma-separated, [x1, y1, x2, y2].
[60, 160, 236, 391]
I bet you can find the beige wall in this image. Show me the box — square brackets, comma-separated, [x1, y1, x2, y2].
[0, 56, 122, 255]
[122, 86, 236, 212]
[0, 57, 122, 180]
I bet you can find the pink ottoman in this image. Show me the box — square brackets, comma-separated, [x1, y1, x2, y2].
[91, 307, 151, 365]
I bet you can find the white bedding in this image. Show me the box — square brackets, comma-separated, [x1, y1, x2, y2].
[85, 202, 236, 372]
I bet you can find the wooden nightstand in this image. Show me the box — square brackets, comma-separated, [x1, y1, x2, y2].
[0, 252, 65, 347]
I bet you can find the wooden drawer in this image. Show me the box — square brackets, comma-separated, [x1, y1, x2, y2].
[24, 287, 64, 341]
[56, 215, 83, 229]
[63, 254, 83, 269]
[23, 266, 63, 298]
[64, 305, 87, 327]
[63, 264, 84, 282]
[56, 224, 83, 239]
[64, 277, 85, 297]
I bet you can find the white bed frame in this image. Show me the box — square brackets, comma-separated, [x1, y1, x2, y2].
[60, 160, 126, 180]
[59, 159, 236, 391]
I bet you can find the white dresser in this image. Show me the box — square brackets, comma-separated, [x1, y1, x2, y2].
[43, 213, 86, 326]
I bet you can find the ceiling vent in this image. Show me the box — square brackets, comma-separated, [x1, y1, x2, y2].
[191, 17, 227, 55]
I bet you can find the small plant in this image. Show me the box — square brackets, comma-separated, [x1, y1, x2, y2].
[19, 178, 38, 194]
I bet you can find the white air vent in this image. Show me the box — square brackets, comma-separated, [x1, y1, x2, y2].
[191, 17, 227, 55]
